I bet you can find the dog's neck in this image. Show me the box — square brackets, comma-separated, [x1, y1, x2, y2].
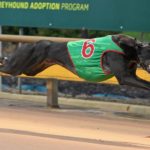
[112, 35, 143, 63]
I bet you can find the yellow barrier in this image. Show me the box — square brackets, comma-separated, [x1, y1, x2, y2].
[1, 65, 150, 84]
[19, 65, 150, 84]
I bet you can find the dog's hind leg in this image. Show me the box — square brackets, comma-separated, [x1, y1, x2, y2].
[23, 41, 76, 76]
[0, 43, 35, 75]
[22, 60, 55, 76]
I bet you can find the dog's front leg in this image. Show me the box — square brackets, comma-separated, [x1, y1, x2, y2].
[118, 75, 150, 90]
[107, 52, 150, 90]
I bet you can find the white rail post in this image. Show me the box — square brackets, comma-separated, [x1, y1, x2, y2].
[46, 78, 59, 108]
[17, 28, 24, 93]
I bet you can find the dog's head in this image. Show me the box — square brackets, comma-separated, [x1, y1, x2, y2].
[113, 34, 150, 73]
[139, 44, 150, 73]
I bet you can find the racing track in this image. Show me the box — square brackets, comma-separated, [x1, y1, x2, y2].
[0, 97, 150, 150]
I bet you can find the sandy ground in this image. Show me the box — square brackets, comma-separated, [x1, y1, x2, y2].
[0, 100, 150, 150]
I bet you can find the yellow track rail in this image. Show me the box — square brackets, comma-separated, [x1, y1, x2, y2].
[1, 65, 149, 84]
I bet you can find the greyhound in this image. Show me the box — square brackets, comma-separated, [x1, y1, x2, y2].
[0, 34, 150, 90]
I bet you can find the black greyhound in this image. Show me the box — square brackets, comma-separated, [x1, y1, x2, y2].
[0, 34, 150, 90]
